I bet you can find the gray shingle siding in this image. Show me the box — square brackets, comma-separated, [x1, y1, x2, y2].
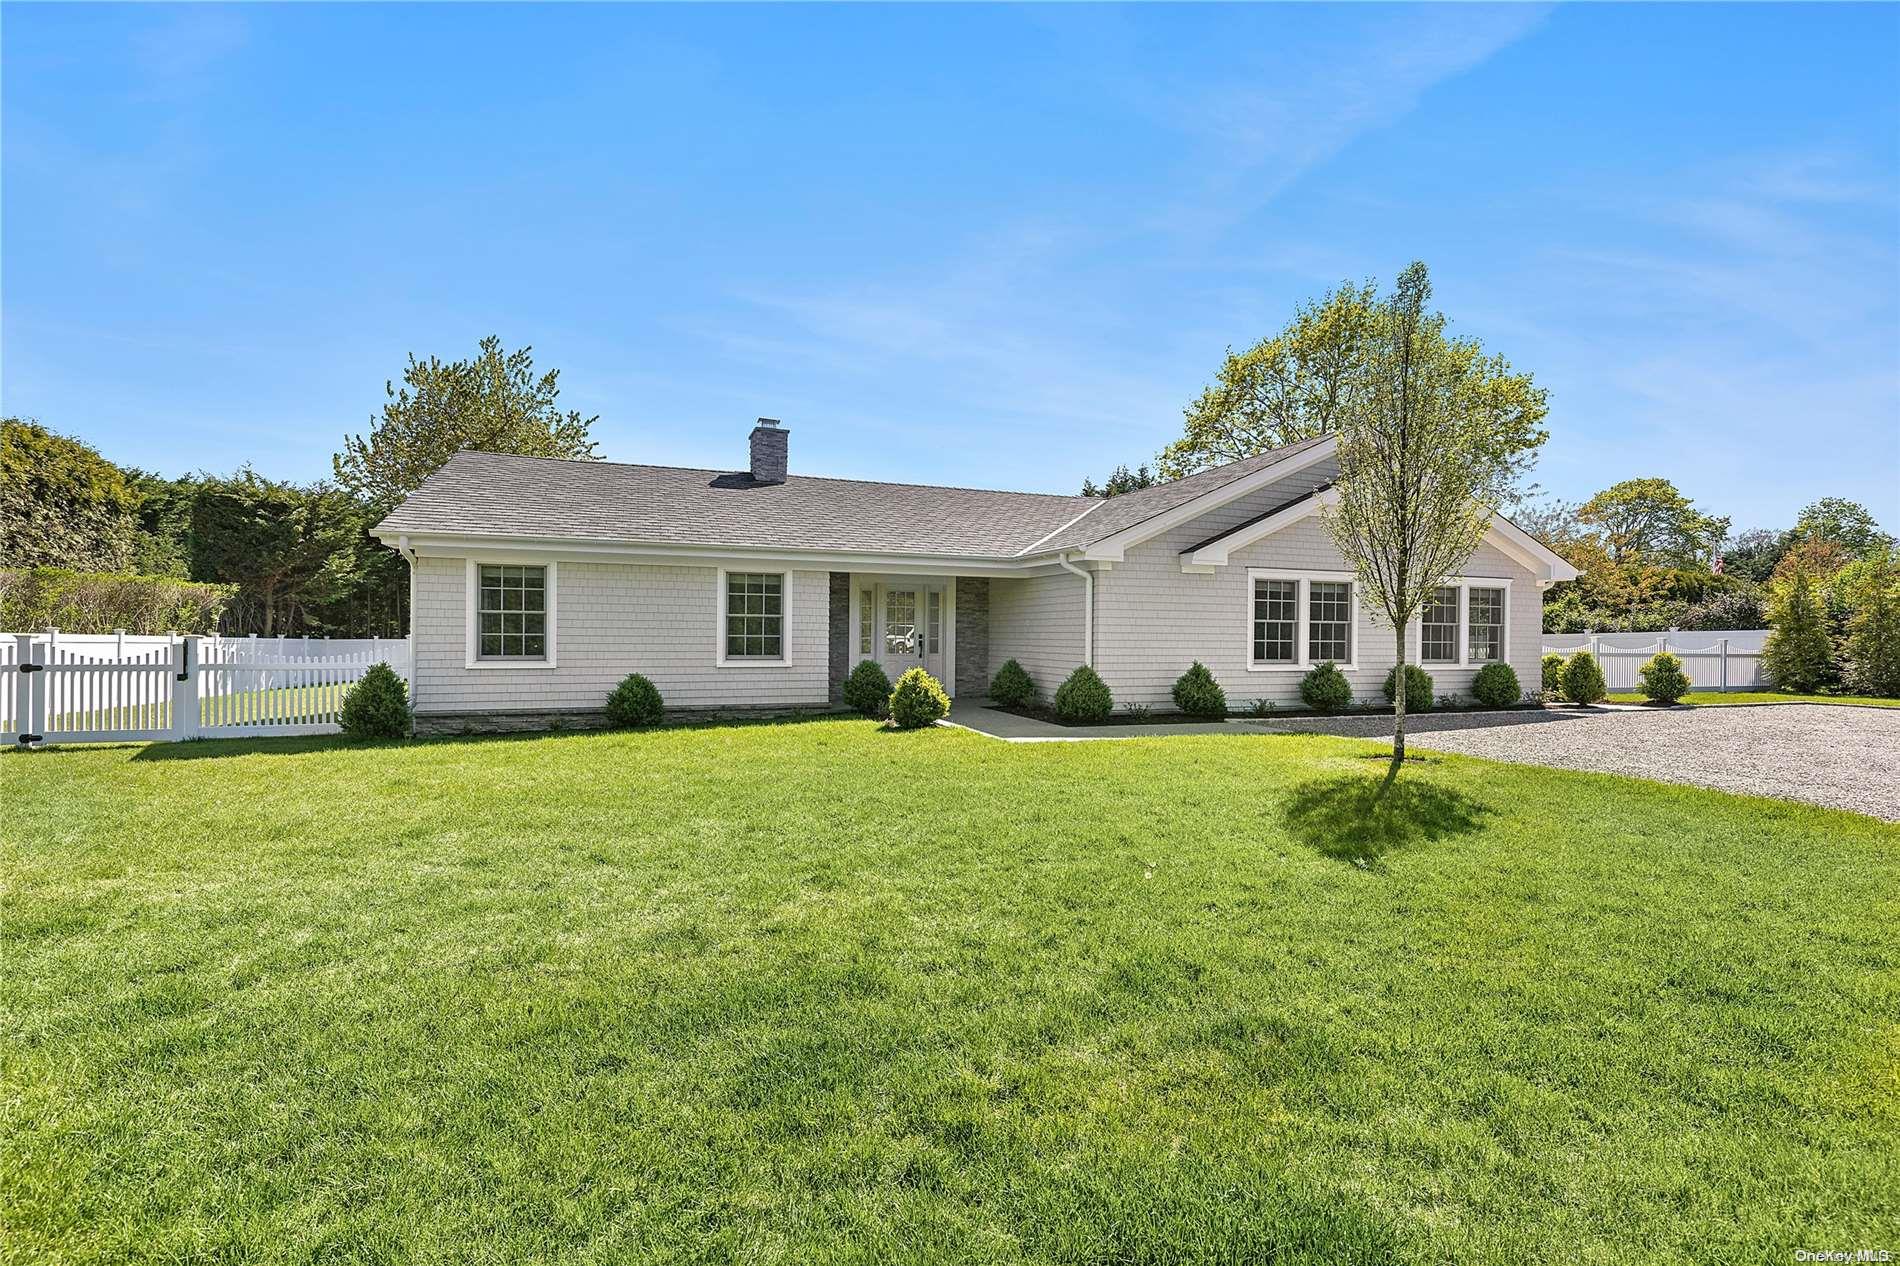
[988, 572, 1085, 703]
[411, 555, 829, 715]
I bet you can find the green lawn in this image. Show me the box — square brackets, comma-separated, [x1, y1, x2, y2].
[4, 722, 1895, 1263]
[1605, 690, 1900, 708]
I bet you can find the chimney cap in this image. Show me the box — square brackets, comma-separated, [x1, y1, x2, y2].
[755, 416, 782, 428]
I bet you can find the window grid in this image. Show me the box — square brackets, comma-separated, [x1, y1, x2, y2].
[725, 572, 784, 659]
[1308, 581, 1352, 663]
[926, 590, 942, 657]
[1420, 586, 1459, 664]
[1468, 587, 1505, 663]
[477, 564, 547, 659]
[859, 588, 873, 655]
[885, 589, 917, 654]
[1252, 578, 1297, 664]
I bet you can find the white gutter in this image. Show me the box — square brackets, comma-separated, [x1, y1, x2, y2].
[1056, 552, 1094, 666]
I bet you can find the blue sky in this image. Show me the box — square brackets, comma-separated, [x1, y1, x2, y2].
[4, 3, 1896, 531]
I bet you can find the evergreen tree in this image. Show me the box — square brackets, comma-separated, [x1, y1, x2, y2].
[1844, 552, 1900, 697]
[1761, 569, 1835, 693]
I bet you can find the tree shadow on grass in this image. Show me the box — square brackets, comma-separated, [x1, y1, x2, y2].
[1281, 774, 1490, 867]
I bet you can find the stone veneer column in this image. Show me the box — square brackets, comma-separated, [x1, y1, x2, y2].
[827, 572, 850, 701]
[955, 577, 990, 697]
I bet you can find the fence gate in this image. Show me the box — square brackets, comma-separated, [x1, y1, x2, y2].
[9, 632, 411, 747]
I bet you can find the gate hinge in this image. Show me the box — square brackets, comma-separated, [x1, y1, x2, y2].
[16, 734, 42, 744]
[17, 663, 43, 674]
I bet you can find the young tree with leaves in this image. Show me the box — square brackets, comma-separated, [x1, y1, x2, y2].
[334, 336, 601, 510]
[1320, 262, 1547, 772]
[1844, 550, 1900, 697]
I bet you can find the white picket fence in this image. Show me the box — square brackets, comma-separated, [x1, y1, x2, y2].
[1541, 630, 1766, 692]
[6, 630, 412, 746]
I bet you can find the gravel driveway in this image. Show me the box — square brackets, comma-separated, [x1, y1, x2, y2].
[1252, 704, 1900, 821]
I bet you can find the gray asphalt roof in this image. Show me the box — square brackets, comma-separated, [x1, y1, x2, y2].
[373, 435, 1332, 560]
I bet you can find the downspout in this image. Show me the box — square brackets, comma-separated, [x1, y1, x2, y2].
[1056, 552, 1094, 666]
[397, 534, 419, 717]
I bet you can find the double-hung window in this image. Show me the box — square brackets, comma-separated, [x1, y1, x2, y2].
[477, 564, 548, 660]
[1420, 587, 1460, 664]
[724, 571, 785, 661]
[1467, 587, 1505, 663]
[1307, 581, 1353, 663]
[1248, 571, 1357, 670]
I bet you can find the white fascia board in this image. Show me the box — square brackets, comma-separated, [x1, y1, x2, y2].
[384, 532, 1076, 578]
[1073, 436, 1338, 562]
[1184, 487, 1338, 568]
[1488, 514, 1580, 582]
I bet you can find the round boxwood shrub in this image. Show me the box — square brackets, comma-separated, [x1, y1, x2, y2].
[1382, 664, 1433, 713]
[605, 672, 664, 728]
[1638, 651, 1691, 704]
[888, 667, 950, 729]
[842, 659, 893, 718]
[1560, 650, 1607, 705]
[339, 662, 411, 740]
[1053, 665, 1113, 722]
[1171, 661, 1227, 718]
[1541, 652, 1567, 696]
[989, 658, 1036, 708]
[1471, 662, 1522, 708]
[1298, 661, 1352, 713]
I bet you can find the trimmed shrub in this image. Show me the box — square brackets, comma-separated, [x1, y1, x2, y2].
[605, 672, 664, 727]
[1541, 652, 1567, 696]
[1171, 662, 1227, 718]
[888, 667, 949, 729]
[843, 659, 893, 718]
[1637, 652, 1691, 704]
[1053, 665, 1113, 722]
[1559, 650, 1607, 705]
[1382, 664, 1433, 713]
[1299, 661, 1352, 713]
[989, 658, 1036, 708]
[338, 662, 411, 740]
[1472, 662, 1522, 708]
[0, 566, 230, 635]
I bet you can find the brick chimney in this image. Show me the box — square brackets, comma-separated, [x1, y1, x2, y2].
[749, 418, 788, 484]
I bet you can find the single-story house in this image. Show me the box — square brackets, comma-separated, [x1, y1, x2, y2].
[373, 420, 1577, 733]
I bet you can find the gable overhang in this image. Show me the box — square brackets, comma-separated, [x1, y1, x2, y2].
[1179, 495, 1581, 585]
[1065, 435, 1339, 563]
[376, 529, 1085, 579]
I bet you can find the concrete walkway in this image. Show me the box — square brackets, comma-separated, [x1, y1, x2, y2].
[942, 699, 1255, 742]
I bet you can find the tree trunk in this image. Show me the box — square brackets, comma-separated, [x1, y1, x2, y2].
[1389, 626, 1408, 781]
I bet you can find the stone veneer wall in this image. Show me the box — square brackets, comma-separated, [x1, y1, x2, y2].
[955, 577, 990, 697]
[827, 572, 850, 701]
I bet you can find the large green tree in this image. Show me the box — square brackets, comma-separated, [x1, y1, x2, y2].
[1843, 550, 1900, 697]
[1574, 478, 1728, 568]
[1320, 262, 1547, 771]
[0, 418, 139, 571]
[334, 336, 601, 510]
[1789, 497, 1891, 558]
[191, 471, 361, 635]
[1159, 280, 1547, 485]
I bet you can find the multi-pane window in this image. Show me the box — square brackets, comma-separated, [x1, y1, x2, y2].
[1468, 587, 1505, 663]
[1252, 578, 1297, 664]
[1308, 581, 1352, 663]
[859, 588, 874, 655]
[926, 590, 942, 656]
[1420, 586, 1459, 664]
[885, 589, 916, 653]
[725, 572, 784, 659]
[477, 565, 546, 659]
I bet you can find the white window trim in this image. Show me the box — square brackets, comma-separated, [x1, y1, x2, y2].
[464, 558, 558, 670]
[715, 566, 792, 668]
[1409, 577, 1513, 669]
[1245, 568, 1360, 672]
